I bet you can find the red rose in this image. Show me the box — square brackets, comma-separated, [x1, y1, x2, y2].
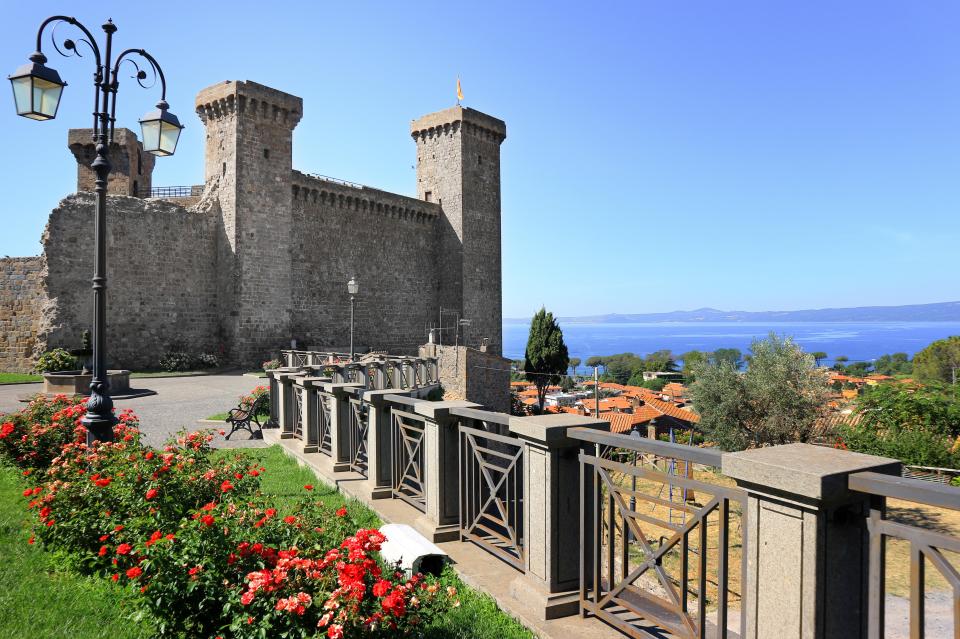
[98, 545, 109, 556]
[373, 579, 391, 597]
[201, 514, 215, 527]
[284, 516, 297, 524]
[145, 489, 158, 500]
[336, 507, 347, 517]
[220, 480, 233, 493]
[304, 484, 313, 491]
[126, 566, 143, 579]
[116, 543, 132, 556]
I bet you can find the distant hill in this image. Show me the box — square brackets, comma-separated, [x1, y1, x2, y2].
[505, 301, 960, 324]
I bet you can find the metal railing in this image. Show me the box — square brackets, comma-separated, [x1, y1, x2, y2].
[292, 384, 304, 440]
[348, 396, 369, 476]
[458, 417, 525, 572]
[848, 471, 960, 639]
[148, 184, 203, 198]
[391, 408, 428, 512]
[570, 429, 747, 639]
[302, 172, 366, 189]
[317, 391, 333, 456]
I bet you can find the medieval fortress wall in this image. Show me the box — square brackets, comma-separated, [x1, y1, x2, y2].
[0, 80, 505, 372]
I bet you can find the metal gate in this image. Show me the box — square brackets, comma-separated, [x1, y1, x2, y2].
[348, 396, 369, 476]
[458, 423, 525, 571]
[318, 392, 333, 455]
[391, 409, 427, 512]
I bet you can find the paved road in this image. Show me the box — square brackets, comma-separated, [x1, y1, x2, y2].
[0, 373, 268, 448]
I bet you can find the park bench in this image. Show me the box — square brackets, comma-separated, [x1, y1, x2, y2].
[224, 394, 269, 440]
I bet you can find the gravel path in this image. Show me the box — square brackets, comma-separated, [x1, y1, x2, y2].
[0, 373, 268, 448]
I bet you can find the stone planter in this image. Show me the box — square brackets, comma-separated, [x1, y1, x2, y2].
[42, 370, 132, 396]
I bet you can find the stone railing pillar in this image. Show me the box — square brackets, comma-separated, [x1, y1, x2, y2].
[360, 389, 414, 500]
[264, 368, 293, 428]
[507, 414, 609, 620]
[722, 443, 901, 639]
[412, 400, 482, 542]
[276, 371, 305, 439]
[324, 382, 365, 472]
[301, 377, 331, 454]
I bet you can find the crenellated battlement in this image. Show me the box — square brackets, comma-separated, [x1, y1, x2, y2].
[291, 171, 441, 225]
[196, 80, 302, 129]
[410, 106, 506, 144]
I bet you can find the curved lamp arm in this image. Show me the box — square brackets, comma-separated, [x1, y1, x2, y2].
[33, 15, 102, 70]
[111, 48, 168, 100]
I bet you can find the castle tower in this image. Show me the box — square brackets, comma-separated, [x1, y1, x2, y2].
[68, 128, 155, 197]
[412, 107, 506, 355]
[196, 80, 303, 364]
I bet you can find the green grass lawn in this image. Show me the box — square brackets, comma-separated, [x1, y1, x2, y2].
[225, 447, 532, 639]
[0, 464, 153, 638]
[0, 373, 42, 384]
[0, 446, 532, 639]
[205, 412, 230, 421]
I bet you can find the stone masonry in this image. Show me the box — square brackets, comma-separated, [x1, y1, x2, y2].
[0, 257, 46, 372]
[0, 80, 506, 373]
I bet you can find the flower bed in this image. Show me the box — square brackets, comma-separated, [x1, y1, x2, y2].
[1, 396, 459, 638]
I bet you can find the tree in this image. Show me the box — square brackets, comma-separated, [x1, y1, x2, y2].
[711, 348, 743, 370]
[914, 336, 960, 385]
[642, 377, 669, 391]
[568, 357, 581, 376]
[645, 349, 678, 373]
[680, 351, 709, 383]
[836, 383, 960, 468]
[523, 307, 569, 412]
[559, 374, 576, 392]
[874, 352, 912, 376]
[691, 333, 830, 450]
[585, 356, 605, 371]
[811, 352, 827, 367]
[833, 355, 849, 372]
[844, 361, 873, 377]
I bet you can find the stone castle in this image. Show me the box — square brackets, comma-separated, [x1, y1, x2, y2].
[0, 80, 506, 371]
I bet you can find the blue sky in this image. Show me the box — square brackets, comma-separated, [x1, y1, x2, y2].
[1, 1, 957, 319]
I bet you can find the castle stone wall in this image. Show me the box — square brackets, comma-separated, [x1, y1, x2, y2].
[40, 193, 220, 369]
[424, 343, 511, 413]
[0, 257, 46, 372]
[412, 107, 506, 355]
[290, 173, 442, 353]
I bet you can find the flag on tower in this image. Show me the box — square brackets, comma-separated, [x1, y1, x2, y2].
[456, 77, 463, 103]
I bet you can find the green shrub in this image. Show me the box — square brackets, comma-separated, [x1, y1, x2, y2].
[158, 351, 220, 372]
[4, 404, 460, 639]
[35, 348, 79, 373]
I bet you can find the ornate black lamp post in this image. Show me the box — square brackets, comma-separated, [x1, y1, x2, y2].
[9, 16, 182, 444]
[347, 277, 358, 361]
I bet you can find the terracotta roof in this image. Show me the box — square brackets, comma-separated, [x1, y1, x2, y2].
[599, 412, 635, 434]
[518, 389, 539, 397]
[598, 382, 627, 392]
[642, 397, 700, 424]
[662, 382, 687, 396]
[633, 405, 662, 423]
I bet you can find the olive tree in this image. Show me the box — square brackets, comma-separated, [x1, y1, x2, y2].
[691, 333, 830, 450]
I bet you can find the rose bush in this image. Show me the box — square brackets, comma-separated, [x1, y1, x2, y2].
[238, 385, 270, 417]
[2, 396, 458, 638]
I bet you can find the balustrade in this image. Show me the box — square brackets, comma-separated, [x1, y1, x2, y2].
[261, 360, 960, 638]
[571, 428, 747, 638]
[848, 471, 960, 639]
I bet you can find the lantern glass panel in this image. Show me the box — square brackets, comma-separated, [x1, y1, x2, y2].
[157, 120, 181, 156]
[140, 119, 161, 154]
[33, 76, 62, 119]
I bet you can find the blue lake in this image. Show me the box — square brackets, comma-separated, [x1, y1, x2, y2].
[502, 322, 960, 366]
